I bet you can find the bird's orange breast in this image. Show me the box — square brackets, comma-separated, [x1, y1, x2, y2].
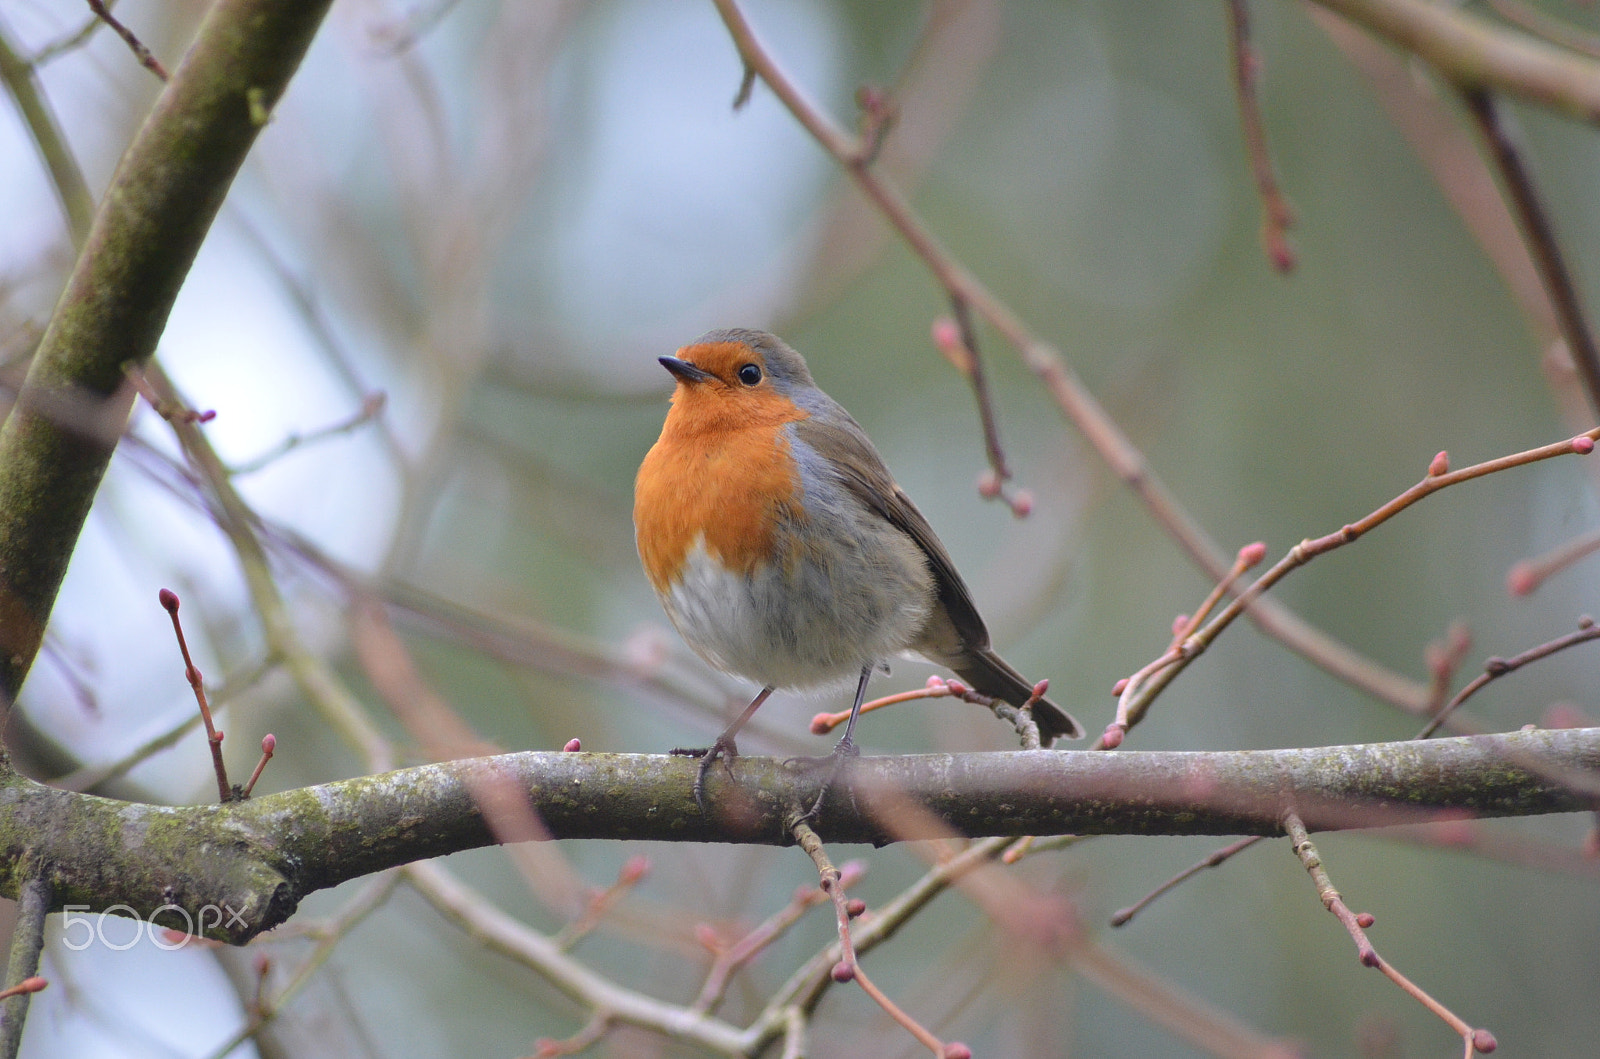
[635, 384, 810, 592]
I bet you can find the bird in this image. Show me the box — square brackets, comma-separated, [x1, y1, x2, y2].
[634, 328, 1082, 813]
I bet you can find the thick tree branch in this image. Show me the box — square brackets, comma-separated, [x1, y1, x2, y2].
[0, 728, 1591, 944]
[0, 0, 335, 703]
[1313, 0, 1600, 123]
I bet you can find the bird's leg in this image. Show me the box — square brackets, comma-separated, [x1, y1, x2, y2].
[672, 685, 773, 812]
[798, 664, 872, 821]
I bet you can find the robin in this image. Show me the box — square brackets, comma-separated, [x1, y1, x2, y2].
[634, 328, 1082, 812]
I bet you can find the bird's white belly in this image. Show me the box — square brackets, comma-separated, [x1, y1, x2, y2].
[662, 537, 932, 690]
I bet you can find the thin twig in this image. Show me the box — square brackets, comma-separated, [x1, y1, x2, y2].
[86, 0, 168, 80]
[0, 23, 95, 242]
[765, 827, 1290, 1058]
[1461, 87, 1600, 414]
[1507, 525, 1600, 596]
[554, 855, 652, 952]
[710, 0, 1431, 712]
[1117, 433, 1599, 727]
[1419, 616, 1600, 738]
[54, 654, 271, 793]
[28, 12, 106, 67]
[1112, 615, 1458, 925]
[809, 675, 1023, 737]
[1111, 836, 1265, 927]
[1107, 542, 1266, 745]
[202, 870, 402, 1059]
[241, 733, 276, 797]
[690, 863, 863, 1015]
[1226, 0, 1296, 272]
[142, 364, 396, 770]
[229, 393, 387, 475]
[948, 295, 1011, 484]
[529, 1010, 612, 1057]
[789, 816, 954, 1057]
[405, 861, 751, 1055]
[1284, 812, 1496, 1055]
[159, 588, 232, 801]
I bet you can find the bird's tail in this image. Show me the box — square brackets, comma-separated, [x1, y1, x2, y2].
[953, 649, 1083, 744]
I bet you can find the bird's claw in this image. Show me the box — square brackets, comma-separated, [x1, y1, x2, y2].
[674, 736, 739, 812]
[784, 737, 859, 820]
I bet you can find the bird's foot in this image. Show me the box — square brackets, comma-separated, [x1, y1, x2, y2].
[785, 736, 861, 823]
[672, 736, 738, 812]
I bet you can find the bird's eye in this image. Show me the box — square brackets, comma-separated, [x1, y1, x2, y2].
[737, 363, 762, 386]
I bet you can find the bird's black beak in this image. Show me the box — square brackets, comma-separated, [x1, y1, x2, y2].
[659, 356, 714, 384]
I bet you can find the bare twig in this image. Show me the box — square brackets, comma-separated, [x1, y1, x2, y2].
[1107, 542, 1267, 746]
[1507, 525, 1600, 595]
[159, 588, 232, 801]
[405, 861, 750, 1055]
[54, 654, 271, 793]
[141, 365, 395, 769]
[86, 0, 168, 81]
[529, 1010, 612, 1058]
[554, 855, 652, 952]
[947, 296, 1011, 485]
[1116, 433, 1599, 726]
[241, 733, 276, 797]
[710, 0, 1430, 712]
[1461, 87, 1600, 413]
[790, 816, 956, 1057]
[691, 862, 864, 1015]
[768, 824, 1291, 1058]
[28, 12, 106, 67]
[1111, 836, 1266, 927]
[1284, 812, 1497, 1056]
[0, 22, 94, 242]
[1419, 616, 1600, 738]
[1226, 0, 1296, 272]
[202, 870, 402, 1059]
[230, 393, 387, 475]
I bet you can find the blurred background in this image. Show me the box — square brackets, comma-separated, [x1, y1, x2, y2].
[2, 0, 1598, 1055]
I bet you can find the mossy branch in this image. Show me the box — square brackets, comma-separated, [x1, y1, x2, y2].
[0, 728, 1591, 944]
[0, 0, 336, 703]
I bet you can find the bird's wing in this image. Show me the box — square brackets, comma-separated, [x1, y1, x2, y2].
[792, 414, 993, 654]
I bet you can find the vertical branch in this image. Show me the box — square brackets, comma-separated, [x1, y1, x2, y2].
[0, 0, 337, 704]
[0, 22, 93, 243]
[0, 877, 51, 1059]
[1226, 0, 1296, 272]
[1461, 87, 1600, 412]
[948, 297, 1010, 482]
